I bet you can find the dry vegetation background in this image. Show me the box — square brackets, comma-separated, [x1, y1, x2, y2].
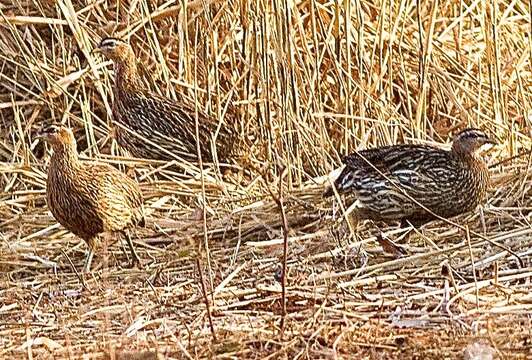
[0, 0, 531, 358]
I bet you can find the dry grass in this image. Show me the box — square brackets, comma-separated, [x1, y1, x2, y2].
[1, 0, 531, 358]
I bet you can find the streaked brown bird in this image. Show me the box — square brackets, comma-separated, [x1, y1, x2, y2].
[324, 128, 495, 226]
[38, 124, 144, 272]
[94, 37, 235, 162]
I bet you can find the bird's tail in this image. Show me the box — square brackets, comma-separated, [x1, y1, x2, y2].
[323, 185, 336, 198]
[133, 206, 146, 227]
[138, 215, 146, 228]
[323, 165, 352, 198]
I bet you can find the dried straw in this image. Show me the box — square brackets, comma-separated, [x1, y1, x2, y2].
[0, 0, 531, 358]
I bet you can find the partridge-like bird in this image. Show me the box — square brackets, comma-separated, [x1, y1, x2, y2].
[324, 128, 495, 225]
[94, 37, 234, 162]
[39, 124, 144, 272]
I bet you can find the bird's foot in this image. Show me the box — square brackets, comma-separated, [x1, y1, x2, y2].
[124, 256, 143, 270]
[82, 249, 95, 273]
[376, 233, 407, 257]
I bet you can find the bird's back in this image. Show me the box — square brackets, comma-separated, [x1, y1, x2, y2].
[328, 144, 488, 222]
[113, 87, 234, 162]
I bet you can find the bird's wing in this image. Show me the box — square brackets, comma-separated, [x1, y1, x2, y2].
[388, 151, 463, 203]
[333, 145, 454, 195]
[342, 145, 433, 173]
[125, 91, 229, 158]
[147, 92, 223, 134]
[82, 162, 143, 213]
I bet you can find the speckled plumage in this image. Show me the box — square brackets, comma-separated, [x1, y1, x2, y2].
[324, 128, 494, 225]
[41, 125, 144, 271]
[96, 37, 234, 162]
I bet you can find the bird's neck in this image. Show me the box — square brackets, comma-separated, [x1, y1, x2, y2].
[452, 146, 477, 163]
[114, 56, 141, 91]
[51, 143, 79, 168]
[452, 149, 488, 175]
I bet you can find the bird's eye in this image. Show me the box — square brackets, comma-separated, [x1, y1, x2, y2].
[100, 39, 118, 48]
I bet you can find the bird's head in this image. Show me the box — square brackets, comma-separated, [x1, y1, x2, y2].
[451, 128, 496, 158]
[93, 37, 133, 63]
[36, 124, 77, 152]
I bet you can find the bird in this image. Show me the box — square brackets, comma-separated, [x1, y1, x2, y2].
[94, 37, 235, 162]
[38, 124, 145, 272]
[324, 128, 495, 226]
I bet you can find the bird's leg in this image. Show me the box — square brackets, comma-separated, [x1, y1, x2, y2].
[83, 247, 95, 273]
[342, 201, 361, 244]
[346, 213, 360, 235]
[122, 230, 142, 268]
[398, 219, 418, 243]
[479, 206, 487, 234]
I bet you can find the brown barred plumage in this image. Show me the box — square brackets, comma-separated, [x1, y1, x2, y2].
[39, 125, 145, 272]
[324, 128, 495, 225]
[95, 37, 235, 162]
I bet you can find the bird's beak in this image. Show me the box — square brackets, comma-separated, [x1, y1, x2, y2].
[477, 138, 497, 154]
[35, 128, 51, 142]
[91, 47, 102, 55]
[34, 133, 46, 142]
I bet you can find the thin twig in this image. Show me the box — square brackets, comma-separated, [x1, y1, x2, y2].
[193, 21, 216, 343]
[196, 257, 217, 343]
[263, 165, 289, 338]
[489, 148, 532, 168]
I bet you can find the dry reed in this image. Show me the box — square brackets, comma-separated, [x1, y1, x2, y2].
[0, 0, 531, 358]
